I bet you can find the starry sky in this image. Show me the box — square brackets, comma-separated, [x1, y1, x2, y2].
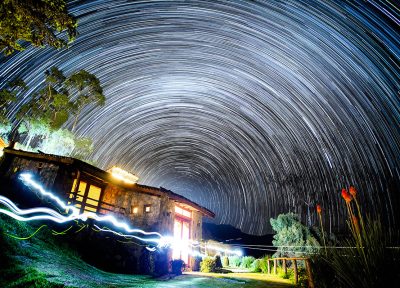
[1, 0, 399, 235]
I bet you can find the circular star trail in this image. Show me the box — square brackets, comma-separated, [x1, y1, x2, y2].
[1, 0, 399, 235]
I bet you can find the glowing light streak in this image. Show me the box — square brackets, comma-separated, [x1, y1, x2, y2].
[20, 173, 162, 238]
[5, 224, 48, 240]
[17, 173, 246, 256]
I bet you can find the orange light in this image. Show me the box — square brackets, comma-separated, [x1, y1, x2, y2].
[108, 166, 139, 184]
[349, 186, 357, 197]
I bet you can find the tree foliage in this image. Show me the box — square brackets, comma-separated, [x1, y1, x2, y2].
[71, 136, 94, 160]
[0, 78, 27, 138]
[0, 0, 77, 55]
[39, 128, 75, 156]
[66, 70, 105, 132]
[270, 212, 320, 257]
[1, 67, 104, 161]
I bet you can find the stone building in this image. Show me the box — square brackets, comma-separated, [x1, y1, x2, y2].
[0, 146, 214, 272]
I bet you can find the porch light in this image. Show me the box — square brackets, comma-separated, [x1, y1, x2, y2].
[107, 166, 139, 184]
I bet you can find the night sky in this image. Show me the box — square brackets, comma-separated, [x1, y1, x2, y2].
[1, 0, 399, 235]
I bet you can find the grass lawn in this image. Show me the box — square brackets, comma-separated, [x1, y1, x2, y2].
[0, 216, 293, 288]
[184, 272, 293, 288]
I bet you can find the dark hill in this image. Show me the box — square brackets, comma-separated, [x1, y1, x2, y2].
[202, 222, 275, 258]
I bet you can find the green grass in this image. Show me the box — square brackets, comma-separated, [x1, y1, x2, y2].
[0, 215, 293, 288]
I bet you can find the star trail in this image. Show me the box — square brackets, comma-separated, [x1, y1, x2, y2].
[1, 0, 399, 235]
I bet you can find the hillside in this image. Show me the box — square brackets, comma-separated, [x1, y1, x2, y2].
[0, 216, 292, 288]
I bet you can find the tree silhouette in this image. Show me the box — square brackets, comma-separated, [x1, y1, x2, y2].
[66, 70, 105, 132]
[0, 78, 27, 138]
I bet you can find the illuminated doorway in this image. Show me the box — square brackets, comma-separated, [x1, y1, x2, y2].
[172, 206, 192, 265]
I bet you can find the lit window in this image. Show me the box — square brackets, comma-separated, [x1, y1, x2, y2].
[175, 205, 192, 218]
[131, 206, 139, 214]
[144, 205, 151, 213]
[85, 185, 101, 212]
[69, 179, 102, 213]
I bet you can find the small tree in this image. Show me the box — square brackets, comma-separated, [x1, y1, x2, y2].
[270, 212, 320, 258]
[0, 0, 77, 55]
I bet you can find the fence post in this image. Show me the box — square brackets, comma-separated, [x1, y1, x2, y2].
[283, 259, 287, 275]
[267, 259, 271, 274]
[293, 259, 298, 285]
[305, 258, 315, 288]
[274, 259, 277, 274]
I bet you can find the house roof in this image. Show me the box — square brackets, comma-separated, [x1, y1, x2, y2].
[2, 147, 215, 218]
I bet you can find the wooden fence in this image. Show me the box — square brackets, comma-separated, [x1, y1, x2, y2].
[267, 257, 314, 288]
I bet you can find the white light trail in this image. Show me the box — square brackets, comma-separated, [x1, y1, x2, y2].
[0, 173, 246, 257]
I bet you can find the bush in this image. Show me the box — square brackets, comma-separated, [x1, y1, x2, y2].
[270, 212, 320, 258]
[192, 256, 202, 272]
[240, 256, 255, 269]
[139, 249, 155, 274]
[222, 256, 229, 267]
[228, 256, 241, 267]
[215, 255, 222, 268]
[259, 255, 271, 273]
[200, 257, 216, 273]
[171, 259, 185, 275]
[250, 258, 262, 272]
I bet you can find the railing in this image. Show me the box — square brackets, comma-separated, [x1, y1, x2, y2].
[68, 191, 126, 215]
[267, 257, 314, 288]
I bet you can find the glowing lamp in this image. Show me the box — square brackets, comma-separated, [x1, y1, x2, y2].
[107, 166, 139, 184]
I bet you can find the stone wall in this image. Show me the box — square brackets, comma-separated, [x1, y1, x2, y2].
[1, 155, 60, 190]
[100, 184, 171, 233]
[191, 211, 202, 241]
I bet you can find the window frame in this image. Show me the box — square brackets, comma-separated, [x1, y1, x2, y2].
[131, 205, 139, 214]
[70, 176, 104, 214]
[144, 204, 152, 213]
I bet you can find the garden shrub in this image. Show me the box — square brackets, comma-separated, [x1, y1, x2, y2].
[171, 259, 185, 275]
[192, 256, 202, 272]
[200, 256, 216, 272]
[139, 249, 155, 274]
[222, 256, 229, 267]
[259, 255, 271, 273]
[250, 258, 261, 272]
[240, 256, 255, 268]
[270, 212, 320, 258]
[215, 255, 222, 268]
[228, 255, 241, 267]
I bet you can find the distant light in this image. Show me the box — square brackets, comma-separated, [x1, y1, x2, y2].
[107, 166, 139, 184]
[235, 250, 243, 257]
